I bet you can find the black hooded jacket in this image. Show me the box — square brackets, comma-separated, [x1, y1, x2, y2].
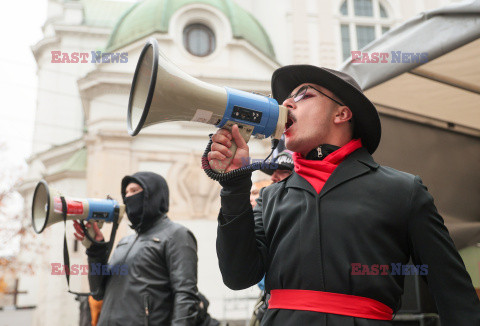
[87, 172, 200, 326]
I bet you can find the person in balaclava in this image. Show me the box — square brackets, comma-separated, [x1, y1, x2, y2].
[74, 171, 202, 326]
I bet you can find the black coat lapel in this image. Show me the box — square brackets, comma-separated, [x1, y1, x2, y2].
[319, 147, 379, 199]
[284, 172, 317, 196]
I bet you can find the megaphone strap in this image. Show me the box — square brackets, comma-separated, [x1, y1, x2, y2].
[59, 196, 121, 297]
[60, 196, 91, 297]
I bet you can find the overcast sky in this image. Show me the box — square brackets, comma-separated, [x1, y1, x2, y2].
[0, 1, 46, 257]
[0, 1, 47, 161]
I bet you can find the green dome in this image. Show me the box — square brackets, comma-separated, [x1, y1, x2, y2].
[82, 0, 135, 28]
[105, 0, 276, 59]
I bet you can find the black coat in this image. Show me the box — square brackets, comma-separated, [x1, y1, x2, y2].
[216, 147, 480, 326]
[88, 172, 200, 326]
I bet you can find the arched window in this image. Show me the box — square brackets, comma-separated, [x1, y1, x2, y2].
[183, 23, 216, 57]
[339, 0, 393, 61]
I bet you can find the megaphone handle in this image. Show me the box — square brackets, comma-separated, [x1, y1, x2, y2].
[213, 122, 253, 173]
[214, 141, 238, 173]
[80, 220, 108, 247]
[82, 221, 104, 248]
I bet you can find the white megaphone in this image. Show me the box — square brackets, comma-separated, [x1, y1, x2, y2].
[127, 38, 287, 173]
[32, 180, 125, 247]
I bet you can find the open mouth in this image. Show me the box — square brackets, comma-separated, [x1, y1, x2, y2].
[285, 113, 295, 132]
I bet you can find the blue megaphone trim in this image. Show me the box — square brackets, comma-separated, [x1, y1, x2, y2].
[217, 87, 279, 137]
[86, 199, 120, 222]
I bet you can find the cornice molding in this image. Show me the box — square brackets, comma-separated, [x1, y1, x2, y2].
[31, 36, 61, 63]
[53, 24, 112, 37]
[28, 138, 85, 166]
[43, 170, 86, 184]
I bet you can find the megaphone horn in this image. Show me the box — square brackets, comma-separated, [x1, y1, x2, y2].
[127, 38, 287, 173]
[31, 180, 125, 238]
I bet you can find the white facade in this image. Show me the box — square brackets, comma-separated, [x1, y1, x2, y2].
[14, 0, 457, 325]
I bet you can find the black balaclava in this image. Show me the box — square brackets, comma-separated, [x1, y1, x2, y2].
[121, 171, 169, 233]
[124, 191, 144, 227]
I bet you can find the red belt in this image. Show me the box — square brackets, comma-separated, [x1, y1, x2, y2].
[268, 289, 393, 320]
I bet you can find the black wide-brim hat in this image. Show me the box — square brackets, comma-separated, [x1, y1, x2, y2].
[271, 65, 381, 154]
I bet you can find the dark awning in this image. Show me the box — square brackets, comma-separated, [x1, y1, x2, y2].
[340, 0, 480, 250]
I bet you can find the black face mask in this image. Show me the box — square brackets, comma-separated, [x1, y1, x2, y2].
[124, 191, 144, 228]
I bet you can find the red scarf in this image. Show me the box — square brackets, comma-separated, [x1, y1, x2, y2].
[293, 139, 363, 194]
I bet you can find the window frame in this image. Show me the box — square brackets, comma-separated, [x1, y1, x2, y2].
[338, 0, 395, 62]
[183, 23, 217, 57]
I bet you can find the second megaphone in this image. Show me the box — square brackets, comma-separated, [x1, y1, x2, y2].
[127, 38, 287, 173]
[31, 180, 125, 236]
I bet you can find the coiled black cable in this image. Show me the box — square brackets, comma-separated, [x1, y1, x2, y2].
[202, 134, 279, 182]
